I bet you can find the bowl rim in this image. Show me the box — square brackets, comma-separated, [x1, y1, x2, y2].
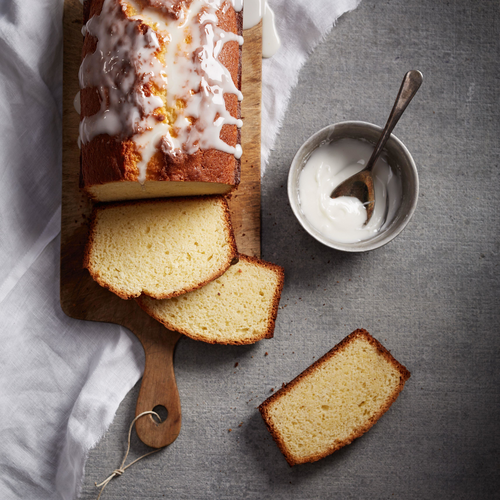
[287, 120, 419, 252]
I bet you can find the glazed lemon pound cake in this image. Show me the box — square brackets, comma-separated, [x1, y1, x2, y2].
[259, 329, 410, 466]
[79, 0, 243, 202]
[84, 196, 238, 300]
[137, 255, 284, 344]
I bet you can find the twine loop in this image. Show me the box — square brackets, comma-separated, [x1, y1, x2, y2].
[95, 410, 164, 499]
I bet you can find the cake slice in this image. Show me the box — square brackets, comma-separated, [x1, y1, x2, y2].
[84, 196, 238, 300]
[259, 329, 410, 466]
[137, 255, 285, 345]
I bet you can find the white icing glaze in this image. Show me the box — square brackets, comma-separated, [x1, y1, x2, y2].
[75, 90, 82, 148]
[243, 0, 280, 58]
[261, 1, 280, 58]
[298, 139, 402, 244]
[243, 0, 264, 29]
[79, 0, 243, 183]
[73, 91, 81, 114]
[79, 0, 164, 145]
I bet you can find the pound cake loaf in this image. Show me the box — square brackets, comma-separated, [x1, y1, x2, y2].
[259, 329, 410, 466]
[79, 0, 243, 202]
[137, 255, 285, 344]
[84, 196, 238, 300]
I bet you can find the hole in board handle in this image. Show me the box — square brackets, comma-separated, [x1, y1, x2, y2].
[152, 405, 168, 424]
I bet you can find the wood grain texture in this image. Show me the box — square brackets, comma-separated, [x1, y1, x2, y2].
[227, 21, 262, 257]
[61, 0, 262, 448]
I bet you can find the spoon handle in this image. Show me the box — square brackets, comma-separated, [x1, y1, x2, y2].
[366, 70, 423, 171]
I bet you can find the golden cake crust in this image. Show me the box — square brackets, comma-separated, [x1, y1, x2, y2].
[80, 0, 242, 201]
[259, 329, 411, 466]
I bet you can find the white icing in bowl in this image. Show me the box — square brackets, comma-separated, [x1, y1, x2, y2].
[288, 121, 419, 252]
[298, 138, 402, 244]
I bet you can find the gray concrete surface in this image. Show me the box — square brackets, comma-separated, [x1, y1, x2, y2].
[79, 0, 500, 498]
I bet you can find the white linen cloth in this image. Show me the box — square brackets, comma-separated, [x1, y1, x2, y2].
[0, 0, 361, 498]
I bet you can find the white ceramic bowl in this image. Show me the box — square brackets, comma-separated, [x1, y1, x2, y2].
[288, 121, 419, 252]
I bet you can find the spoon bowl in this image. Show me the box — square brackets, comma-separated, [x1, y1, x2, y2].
[330, 169, 376, 222]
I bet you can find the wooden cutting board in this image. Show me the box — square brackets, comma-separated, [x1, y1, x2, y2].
[61, 0, 262, 448]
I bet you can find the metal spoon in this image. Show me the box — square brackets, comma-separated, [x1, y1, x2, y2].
[330, 70, 423, 224]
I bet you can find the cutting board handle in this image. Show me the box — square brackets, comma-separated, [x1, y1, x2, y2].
[131, 322, 182, 449]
